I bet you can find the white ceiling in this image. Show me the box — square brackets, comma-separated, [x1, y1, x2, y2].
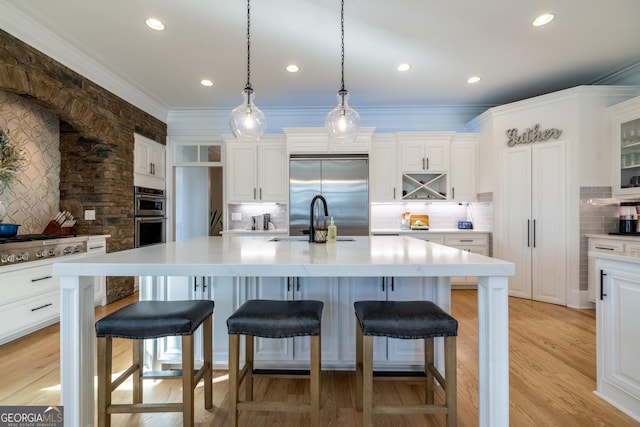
[2, 0, 640, 119]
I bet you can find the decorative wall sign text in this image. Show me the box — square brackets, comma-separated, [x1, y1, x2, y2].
[506, 124, 562, 146]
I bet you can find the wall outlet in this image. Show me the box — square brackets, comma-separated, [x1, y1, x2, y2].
[84, 209, 96, 220]
[231, 213, 242, 221]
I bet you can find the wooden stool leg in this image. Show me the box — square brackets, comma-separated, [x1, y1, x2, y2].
[425, 337, 435, 404]
[132, 339, 143, 404]
[229, 334, 240, 427]
[363, 335, 374, 427]
[245, 335, 254, 401]
[203, 316, 213, 409]
[445, 336, 457, 427]
[355, 319, 363, 411]
[310, 334, 321, 427]
[182, 334, 195, 427]
[97, 336, 111, 427]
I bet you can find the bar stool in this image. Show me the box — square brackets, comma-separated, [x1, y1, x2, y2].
[95, 300, 214, 427]
[354, 300, 458, 427]
[227, 299, 323, 427]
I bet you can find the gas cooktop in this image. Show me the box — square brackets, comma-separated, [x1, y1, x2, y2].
[0, 234, 88, 266]
[0, 234, 76, 244]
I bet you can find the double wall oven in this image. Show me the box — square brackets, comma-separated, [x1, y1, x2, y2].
[134, 186, 166, 247]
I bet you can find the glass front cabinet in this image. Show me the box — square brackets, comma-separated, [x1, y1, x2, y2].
[612, 96, 640, 197]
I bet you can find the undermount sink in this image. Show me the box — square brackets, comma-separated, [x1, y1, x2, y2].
[269, 236, 355, 242]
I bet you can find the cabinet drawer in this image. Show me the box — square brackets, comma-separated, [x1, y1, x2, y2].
[445, 234, 489, 246]
[589, 239, 625, 252]
[87, 239, 107, 254]
[0, 290, 59, 343]
[448, 245, 489, 256]
[399, 233, 444, 244]
[0, 265, 58, 303]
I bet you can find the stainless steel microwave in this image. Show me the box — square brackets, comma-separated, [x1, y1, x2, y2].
[134, 186, 165, 217]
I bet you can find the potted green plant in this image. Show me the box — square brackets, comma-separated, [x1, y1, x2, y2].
[0, 129, 26, 187]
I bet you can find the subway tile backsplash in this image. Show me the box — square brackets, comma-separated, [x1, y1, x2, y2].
[371, 201, 493, 231]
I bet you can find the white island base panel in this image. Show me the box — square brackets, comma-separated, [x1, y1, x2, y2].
[591, 253, 640, 422]
[55, 236, 514, 427]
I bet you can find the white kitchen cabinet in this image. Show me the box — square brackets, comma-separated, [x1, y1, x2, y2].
[370, 135, 400, 202]
[399, 132, 452, 173]
[283, 127, 374, 154]
[398, 133, 453, 201]
[610, 95, 640, 198]
[134, 133, 165, 190]
[594, 256, 640, 422]
[588, 237, 625, 303]
[0, 265, 59, 344]
[138, 275, 234, 369]
[339, 276, 436, 368]
[0, 244, 107, 344]
[225, 138, 288, 203]
[445, 233, 490, 287]
[248, 276, 340, 367]
[450, 134, 478, 201]
[498, 140, 567, 305]
[390, 231, 490, 288]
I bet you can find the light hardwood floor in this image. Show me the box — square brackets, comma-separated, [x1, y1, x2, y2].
[0, 290, 638, 426]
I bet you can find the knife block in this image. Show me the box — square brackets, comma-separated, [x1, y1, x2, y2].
[42, 220, 74, 235]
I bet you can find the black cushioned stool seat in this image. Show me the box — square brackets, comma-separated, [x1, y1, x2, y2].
[95, 300, 214, 427]
[354, 300, 458, 427]
[227, 299, 323, 427]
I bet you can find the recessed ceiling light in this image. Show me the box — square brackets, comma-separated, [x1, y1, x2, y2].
[467, 76, 481, 84]
[396, 63, 411, 72]
[145, 18, 165, 31]
[532, 13, 555, 27]
[286, 64, 300, 73]
[200, 79, 214, 87]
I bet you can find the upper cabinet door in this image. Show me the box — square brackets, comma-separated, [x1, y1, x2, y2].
[134, 133, 166, 190]
[226, 143, 258, 202]
[611, 95, 640, 198]
[370, 135, 400, 202]
[398, 132, 453, 173]
[225, 137, 288, 203]
[257, 143, 288, 202]
[450, 135, 477, 201]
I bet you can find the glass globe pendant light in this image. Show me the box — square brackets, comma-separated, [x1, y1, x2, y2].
[325, 0, 360, 144]
[229, 0, 266, 139]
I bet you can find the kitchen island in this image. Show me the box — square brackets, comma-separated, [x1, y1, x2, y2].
[53, 235, 514, 427]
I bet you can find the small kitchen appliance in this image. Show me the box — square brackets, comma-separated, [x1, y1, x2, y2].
[409, 215, 429, 230]
[617, 201, 640, 234]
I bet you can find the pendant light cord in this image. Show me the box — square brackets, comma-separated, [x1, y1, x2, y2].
[339, 0, 346, 93]
[245, 0, 253, 92]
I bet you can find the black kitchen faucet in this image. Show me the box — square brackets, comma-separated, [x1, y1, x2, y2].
[309, 195, 329, 243]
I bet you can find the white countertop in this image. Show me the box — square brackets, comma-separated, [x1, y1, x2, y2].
[53, 235, 512, 278]
[589, 249, 640, 265]
[372, 228, 491, 234]
[220, 229, 287, 235]
[586, 233, 640, 242]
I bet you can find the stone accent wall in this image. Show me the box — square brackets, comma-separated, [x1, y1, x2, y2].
[0, 29, 167, 303]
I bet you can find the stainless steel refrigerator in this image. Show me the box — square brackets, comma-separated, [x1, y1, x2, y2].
[289, 155, 369, 236]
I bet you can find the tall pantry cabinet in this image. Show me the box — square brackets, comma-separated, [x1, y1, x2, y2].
[499, 141, 567, 305]
[470, 86, 640, 308]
